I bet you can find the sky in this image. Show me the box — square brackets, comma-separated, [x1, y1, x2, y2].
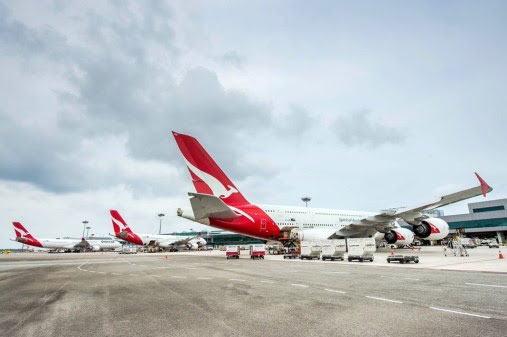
[1, 0, 506, 248]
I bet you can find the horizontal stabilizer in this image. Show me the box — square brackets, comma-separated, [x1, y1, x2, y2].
[188, 192, 240, 220]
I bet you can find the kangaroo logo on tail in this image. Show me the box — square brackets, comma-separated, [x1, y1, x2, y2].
[110, 210, 132, 235]
[184, 159, 238, 199]
[13, 222, 31, 238]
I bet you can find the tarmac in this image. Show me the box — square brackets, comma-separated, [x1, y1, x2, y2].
[0, 247, 506, 337]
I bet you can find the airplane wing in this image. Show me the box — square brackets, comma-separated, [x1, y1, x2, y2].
[335, 173, 492, 236]
[188, 192, 240, 220]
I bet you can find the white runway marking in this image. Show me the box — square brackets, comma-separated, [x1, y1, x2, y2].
[229, 279, 246, 282]
[404, 277, 420, 281]
[88, 270, 96, 273]
[97, 272, 106, 274]
[429, 307, 490, 319]
[197, 277, 212, 280]
[465, 282, 507, 289]
[324, 289, 346, 294]
[365, 296, 403, 304]
[149, 275, 161, 277]
[260, 280, 274, 284]
[171, 276, 186, 279]
[291, 284, 309, 288]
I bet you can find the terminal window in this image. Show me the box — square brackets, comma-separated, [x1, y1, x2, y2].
[472, 205, 505, 213]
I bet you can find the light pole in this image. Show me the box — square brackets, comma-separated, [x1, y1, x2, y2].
[158, 213, 165, 235]
[85, 226, 91, 238]
[301, 196, 311, 207]
[82, 220, 89, 238]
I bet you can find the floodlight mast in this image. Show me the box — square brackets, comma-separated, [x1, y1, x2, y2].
[301, 197, 311, 207]
[81, 220, 89, 239]
[158, 213, 165, 235]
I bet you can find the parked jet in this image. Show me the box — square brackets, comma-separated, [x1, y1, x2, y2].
[110, 210, 206, 250]
[11, 222, 120, 251]
[173, 131, 492, 246]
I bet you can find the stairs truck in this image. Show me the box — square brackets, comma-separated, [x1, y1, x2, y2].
[321, 239, 346, 261]
[347, 238, 376, 262]
[300, 241, 322, 260]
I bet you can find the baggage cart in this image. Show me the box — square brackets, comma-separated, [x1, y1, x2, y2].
[226, 245, 240, 259]
[347, 238, 376, 262]
[300, 241, 322, 260]
[250, 244, 266, 259]
[387, 255, 419, 264]
[321, 239, 346, 261]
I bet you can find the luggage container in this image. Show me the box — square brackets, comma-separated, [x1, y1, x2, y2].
[347, 238, 376, 262]
[226, 245, 240, 259]
[321, 239, 346, 261]
[300, 241, 322, 260]
[250, 244, 266, 259]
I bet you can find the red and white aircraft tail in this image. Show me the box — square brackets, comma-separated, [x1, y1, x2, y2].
[110, 210, 144, 245]
[110, 210, 134, 236]
[172, 131, 249, 206]
[12, 222, 42, 247]
[13, 222, 34, 239]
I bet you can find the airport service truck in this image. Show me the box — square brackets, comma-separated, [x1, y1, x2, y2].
[321, 239, 346, 261]
[347, 238, 376, 262]
[300, 241, 322, 260]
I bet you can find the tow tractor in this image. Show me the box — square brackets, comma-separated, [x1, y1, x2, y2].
[387, 255, 419, 264]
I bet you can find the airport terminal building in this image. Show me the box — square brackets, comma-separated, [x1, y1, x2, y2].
[440, 198, 507, 244]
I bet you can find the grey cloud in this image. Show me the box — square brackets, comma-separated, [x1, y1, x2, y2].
[333, 110, 405, 147]
[0, 1, 275, 193]
[275, 104, 314, 136]
[215, 51, 247, 68]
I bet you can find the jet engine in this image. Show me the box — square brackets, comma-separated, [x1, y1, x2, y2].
[412, 218, 449, 241]
[383, 227, 414, 246]
[186, 237, 207, 250]
[90, 245, 101, 252]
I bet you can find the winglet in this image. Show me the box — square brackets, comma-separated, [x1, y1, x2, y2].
[474, 172, 492, 197]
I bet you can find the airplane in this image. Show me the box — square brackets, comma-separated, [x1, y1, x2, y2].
[83, 236, 123, 251]
[10, 222, 122, 252]
[110, 210, 207, 250]
[172, 131, 493, 247]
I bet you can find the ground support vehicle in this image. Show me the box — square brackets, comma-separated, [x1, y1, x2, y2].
[489, 241, 500, 248]
[226, 245, 240, 259]
[347, 238, 376, 262]
[321, 239, 346, 261]
[300, 241, 322, 260]
[250, 244, 266, 259]
[387, 255, 419, 264]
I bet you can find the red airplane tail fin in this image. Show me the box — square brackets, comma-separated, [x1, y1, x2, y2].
[110, 210, 133, 235]
[172, 132, 249, 206]
[12, 222, 34, 239]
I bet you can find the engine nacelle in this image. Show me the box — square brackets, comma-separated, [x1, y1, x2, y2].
[383, 228, 414, 246]
[186, 237, 207, 250]
[412, 217, 449, 241]
[91, 245, 101, 252]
